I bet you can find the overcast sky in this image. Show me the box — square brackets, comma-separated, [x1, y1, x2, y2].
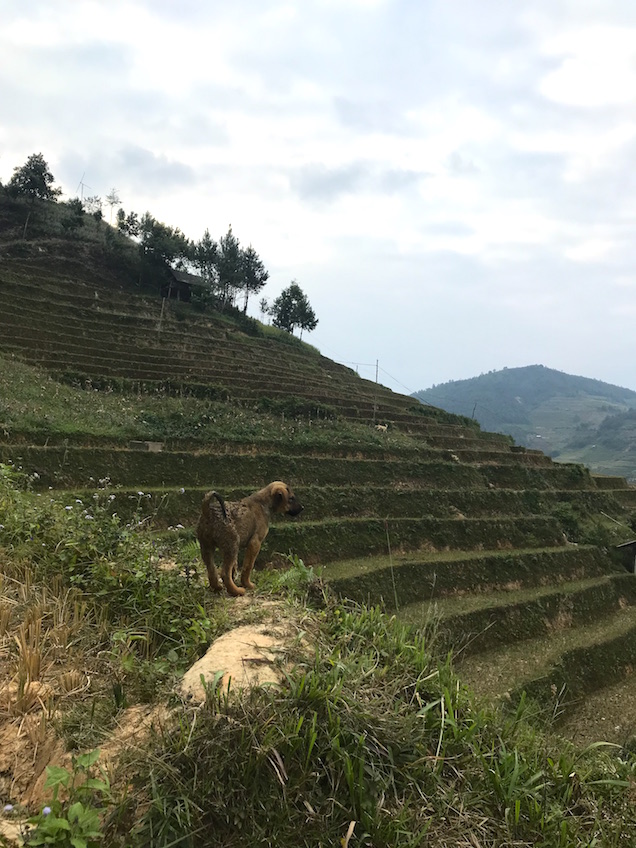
[3, 0, 636, 395]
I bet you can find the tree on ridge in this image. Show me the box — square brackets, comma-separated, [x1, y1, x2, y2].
[240, 245, 269, 314]
[270, 281, 318, 338]
[7, 153, 62, 203]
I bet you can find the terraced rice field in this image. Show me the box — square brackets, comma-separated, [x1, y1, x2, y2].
[2, 238, 636, 745]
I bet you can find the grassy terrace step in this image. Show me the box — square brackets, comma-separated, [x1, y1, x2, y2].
[1, 280, 404, 385]
[0, 339, 362, 396]
[405, 573, 636, 656]
[0, 283, 399, 389]
[0, 276, 442, 418]
[0, 321, 343, 382]
[0, 445, 595, 490]
[0, 301, 372, 383]
[457, 599, 636, 714]
[2, 280, 468, 424]
[323, 546, 612, 607]
[264, 515, 565, 563]
[609, 488, 636, 507]
[3, 346, 419, 419]
[60, 484, 631, 528]
[0, 272, 159, 310]
[0, 427, 485, 454]
[415, 433, 511, 449]
[0, 307, 332, 374]
[484, 462, 595, 490]
[557, 669, 636, 747]
[0, 277, 512, 418]
[0, 408, 502, 452]
[0, 320, 349, 384]
[592, 475, 631, 490]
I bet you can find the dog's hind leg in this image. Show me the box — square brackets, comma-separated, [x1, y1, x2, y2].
[240, 535, 266, 591]
[221, 533, 245, 597]
[199, 539, 223, 592]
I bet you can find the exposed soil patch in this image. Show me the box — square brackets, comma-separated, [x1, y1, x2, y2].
[181, 598, 302, 701]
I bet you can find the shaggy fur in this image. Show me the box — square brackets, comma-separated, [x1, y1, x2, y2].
[196, 481, 303, 596]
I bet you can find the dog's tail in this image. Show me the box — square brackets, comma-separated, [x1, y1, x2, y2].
[212, 490, 228, 521]
[202, 490, 229, 521]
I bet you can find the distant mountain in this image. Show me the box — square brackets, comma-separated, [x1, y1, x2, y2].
[413, 365, 636, 479]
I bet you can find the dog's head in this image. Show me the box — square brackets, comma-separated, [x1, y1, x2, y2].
[269, 481, 303, 516]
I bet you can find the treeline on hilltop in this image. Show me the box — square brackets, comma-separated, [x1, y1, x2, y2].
[1, 152, 318, 338]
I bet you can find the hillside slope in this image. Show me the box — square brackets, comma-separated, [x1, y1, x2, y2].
[4, 192, 636, 818]
[413, 364, 636, 476]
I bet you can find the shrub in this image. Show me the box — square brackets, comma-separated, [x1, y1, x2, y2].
[0, 463, 218, 662]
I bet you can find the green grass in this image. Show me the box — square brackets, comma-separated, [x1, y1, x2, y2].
[0, 354, 430, 453]
[1, 376, 636, 845]
[0, 462, 225, 671]
[114, 598, 636, 848]
[459, 603, 636, 703]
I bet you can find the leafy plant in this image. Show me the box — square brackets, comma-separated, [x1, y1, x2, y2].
[26, 750, 110, 847]
[257, 552, 320, 600]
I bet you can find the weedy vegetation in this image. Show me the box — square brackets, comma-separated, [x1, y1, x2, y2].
[1, 466, 636, 846]
[120, 601, 636, 848]
[0, 462, 225, 743]
[0, 354, 422, 453]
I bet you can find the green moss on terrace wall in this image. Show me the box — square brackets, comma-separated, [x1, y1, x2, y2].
[441, 573, 636, 656]
[263, 515, 564, 564]
[61, 484, 627, 530]
[325, 547, 612, 606]
[517, 621, 636, 712]
[0, 446, 488, 490]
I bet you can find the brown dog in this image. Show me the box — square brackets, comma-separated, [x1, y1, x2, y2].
[196, 481, 303, 596]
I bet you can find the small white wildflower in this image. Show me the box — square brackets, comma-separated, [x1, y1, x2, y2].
[176, 523, 184, 529]
[0, 525, 4, 530]
[65, 506, 73, 511]
[179, 487, 185, 495]
[85, 514, 94, 520]
[3, 804, 13, 813]
[137, 491, 144, 496]
[75, 499, 83, 504]
[109, 494, 116, 501]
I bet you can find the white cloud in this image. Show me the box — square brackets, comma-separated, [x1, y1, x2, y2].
[540, 26, 636, 108]
[4, 0, 636, 393]
[564, 239, 615, 262]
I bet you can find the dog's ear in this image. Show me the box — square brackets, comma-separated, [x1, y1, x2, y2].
[270, 481, 289, 512]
